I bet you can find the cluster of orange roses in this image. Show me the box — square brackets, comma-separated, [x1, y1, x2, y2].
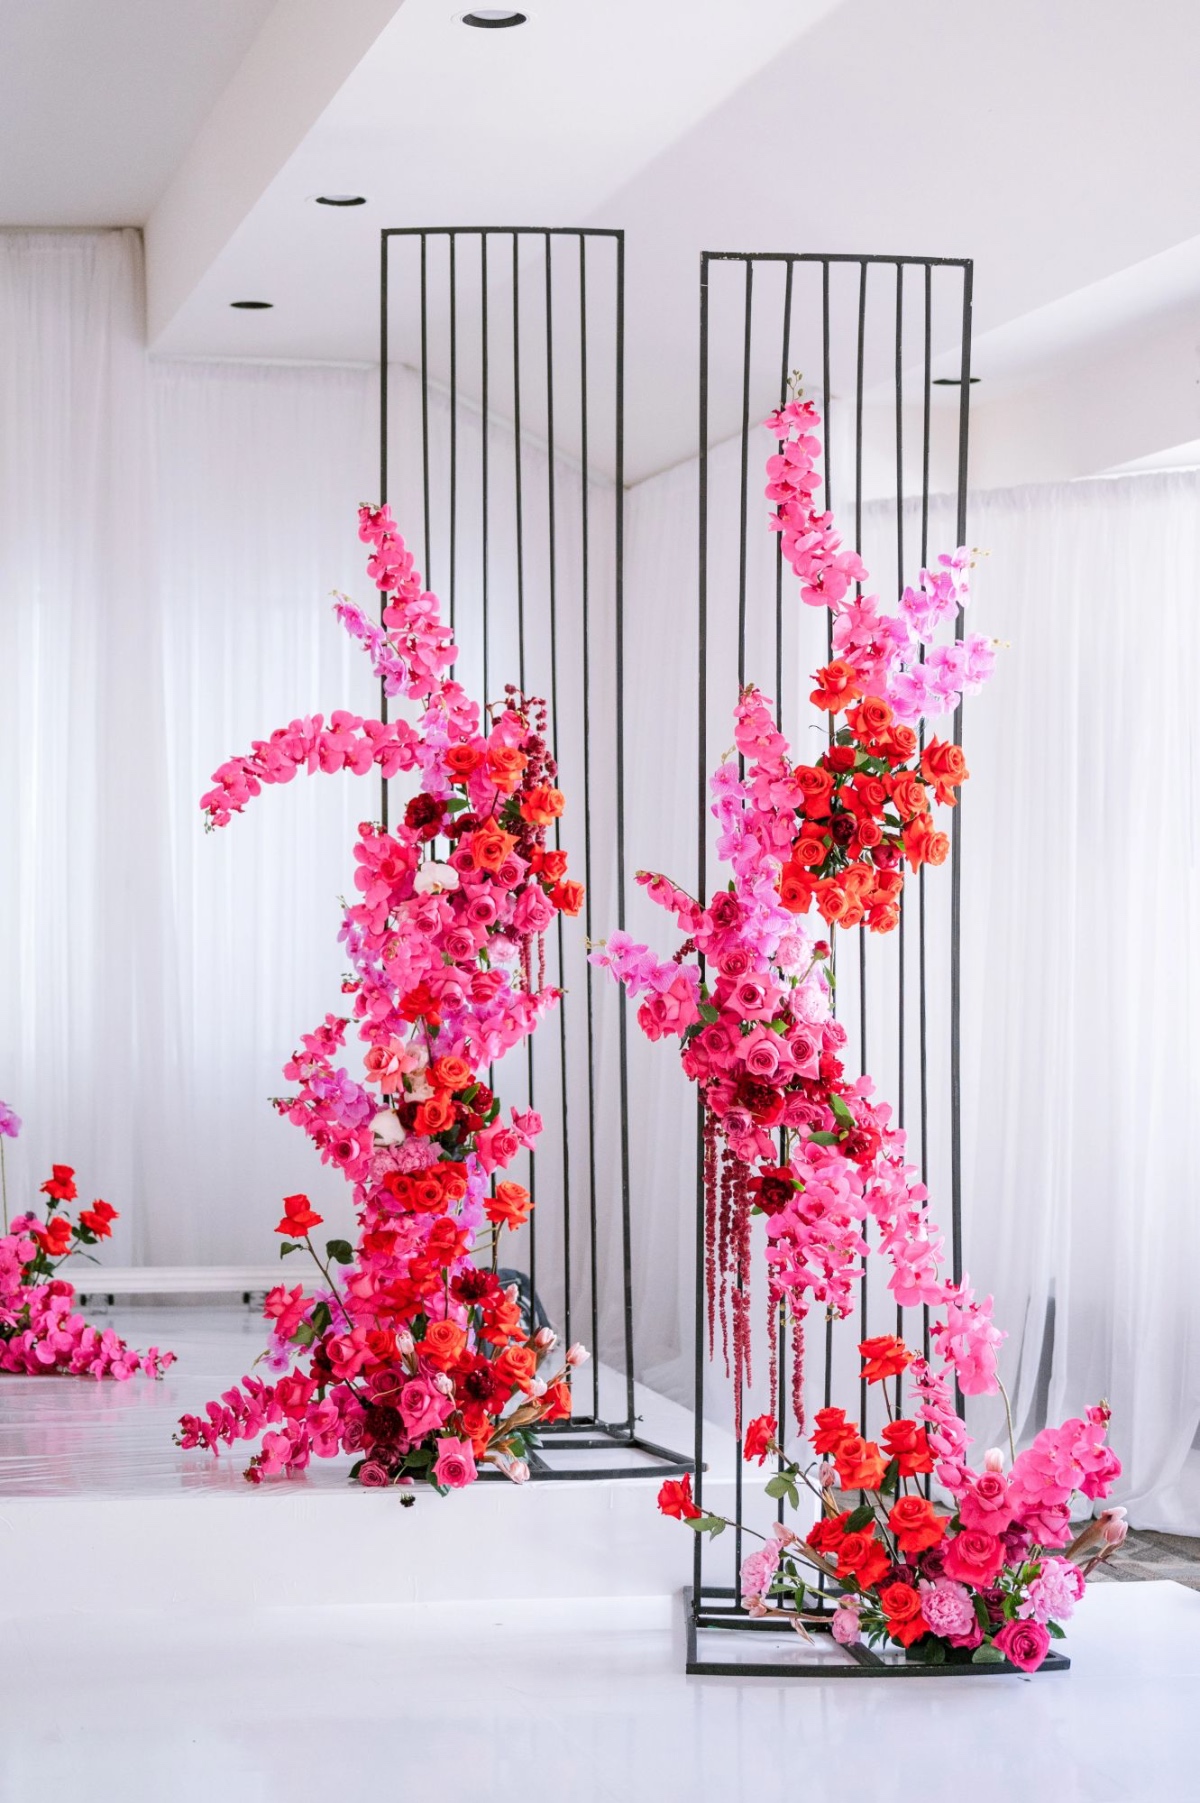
[777, 670, 970, 933]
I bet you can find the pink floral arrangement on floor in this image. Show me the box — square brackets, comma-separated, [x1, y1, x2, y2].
[0, 1106, 174, 1379]
[663, 1335, 1124, 1670]
[178, 506, 587, 1490]
[595, 399, 1122, 1665]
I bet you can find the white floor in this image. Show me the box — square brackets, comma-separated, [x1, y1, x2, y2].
[2, 1309, 1197, 1802]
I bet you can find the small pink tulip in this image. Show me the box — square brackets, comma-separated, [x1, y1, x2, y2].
[507, 1458, 530, 1484]
[1101, 1507, 1128, 1547]
[533, 1326, 557, 1350]
[983, 1447, 1005, 1473]
[566, 1342, 589, 1367]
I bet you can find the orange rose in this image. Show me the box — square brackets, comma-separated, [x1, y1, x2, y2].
[413, 1093, 455, 1136]
[540, 1378, 573, 1423]
[834, 1434, 887, 1491]
[920, 737, 969, 805]
[793, 833, 828, 868]
[835, 1530, 891, 1590]
[816, 875, 851, 924]
[470, 826, 517, 872]
[858, 1333, 913, 1383]
[480, 1293, 525, 1343]
[431, 1055, 473, 1092]
[881, 1418, 934, 1478]
[846, 695, 893, 744]
[877, 724, 918, 764]
[434, 1161, 469, 1202]
[903, 814, 949, 872]
[519, 785, 565, 826]
[889, 774, 928, 821]
[493, 1343, 538, 1393]
[810, 660, 862, 714]
[779, 863, 816, 914]
[485, 745, 528, 793]
[887, 1494, 950, 1556]
[552, 879, 585, 916]
[422, 1319, 468, 1370]
[484, 1180, 533, 1230]
[811, 1407, 857, 1456]
[538, 848, 569, 881]
[444, 744, 483, 780]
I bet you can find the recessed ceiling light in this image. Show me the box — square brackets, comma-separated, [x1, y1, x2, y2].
[932, 376, 980, 385]
[315, 194, 367, 207]
[461, 9, 528, 26]
[230, 300, 273, 309]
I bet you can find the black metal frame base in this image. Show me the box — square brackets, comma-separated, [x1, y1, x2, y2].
[685, 1588, 1070, 1678]
[517, 1416, 693, 1482]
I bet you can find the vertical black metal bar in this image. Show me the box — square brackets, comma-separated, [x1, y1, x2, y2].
[919, 264, 933, 1375]
[577, 234, 601, 1420]
[894, 262, 907, 1373]
[480, 232, 490, 707]
[693, 251, 711, 1609]
[544, 233, 573, 1356]
[420, 234, 431, 587]
[613, 231, 636, 1429]
[854, 259, 869, 1433]
[949, 262, 974, 1293]
[449, 234, 458, 632]
[774, 260, 793, 726]
[379, 231, 390, 832]
[511, 233, 536, 1328]
[736, 261, 754, 696]
[821, 258, 834, 1419]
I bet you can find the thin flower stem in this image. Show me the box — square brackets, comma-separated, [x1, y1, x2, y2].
[998, 1377, 1017, 1466]
[1, 1138, 7, 1233]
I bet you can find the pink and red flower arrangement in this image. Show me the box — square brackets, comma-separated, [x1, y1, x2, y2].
[664, 1335, 1124, 1670]
[0, 1106, 174, 1379]
[597, 398, 1122, 1665]
[178, 505, 587, 1490]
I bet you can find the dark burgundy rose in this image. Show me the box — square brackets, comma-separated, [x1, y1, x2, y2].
[452, 1268, 500, 1304]
[919, 1545, 948, 1580]
[708, 893, 743, 931]
[404, 793, 445, 840]
[830, 812, 857, 846]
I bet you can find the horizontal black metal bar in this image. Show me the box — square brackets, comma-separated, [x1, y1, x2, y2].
[700, 251, 972, 269]
[685, 1591, 1069, 1679]
[382, 226, 623, 240]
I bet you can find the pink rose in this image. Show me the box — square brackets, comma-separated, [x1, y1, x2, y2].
[717, 947, 753, 979]
[958, 1470, 1013, 1535]
[1016, 1500, 1074, 1548]
[941, 1528, 1006, 1589]
[432, 1435, 478, 1490]
[831, 1605, 860, 1646]
[730, 978, 774, 1020]
[993, 1618, 1051, 1673]
[742, 1027, 783, 1079]
[475, 1122, 521, 1174]
[398, 1376, 452, 1439]
[357, 1461, 391, 1488]
[513, 885, 555, 935]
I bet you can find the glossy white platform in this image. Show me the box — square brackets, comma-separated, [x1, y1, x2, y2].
[0, 1581, 1195, 1803]
[0, 1306, 771, 1615]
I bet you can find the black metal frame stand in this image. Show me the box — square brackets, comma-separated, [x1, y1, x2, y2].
[378, 225, 689, 1482]
[684, 248, 1028, 1675]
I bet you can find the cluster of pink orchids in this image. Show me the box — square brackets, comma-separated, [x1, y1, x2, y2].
[606, 399, 1122, 1658]
[179, 505, 587, 1489]
[0, 1105, 173, 1380]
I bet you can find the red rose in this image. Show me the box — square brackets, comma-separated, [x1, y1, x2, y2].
[920, 737, 969, 805]
[881, 1418, 934, 1477]
[834, 1435, 887, 1492]
[742, 1414, 776, 1466]
[275, 1192, 323, 1236]
[810, 660, 862, 714]
[806, 1512, 849, 1556]
[658, 1474, 702, 1520]
[811, 1406, 856, 1456]
[836, 1532, 891, 1591]
[942, 1528, 1006, 1589]
[40, 1165, 78, 1203]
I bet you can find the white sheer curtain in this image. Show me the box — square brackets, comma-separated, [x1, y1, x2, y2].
[624, 449, 1200, 1528]
[0, 230, 164, 1259]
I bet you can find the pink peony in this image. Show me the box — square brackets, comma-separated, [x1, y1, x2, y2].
[917, 1577, 976, 1641]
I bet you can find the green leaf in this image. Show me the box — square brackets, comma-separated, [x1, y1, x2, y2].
[698, 1003, 720, 1024]
[292, 1321, 316, 1347]
[881, 1456, 901, 1495]
[325, 1238, 354, 1266]
[973, 1595, 991, 1630]
[348, 1459, 365, 1481]
[829, 1094, 855, 1127]
[764, 1473, 792, 1500]
[445, 796, 469, 813]
[1047, 1621, 1066, 1640]
[310, 1300, 332, 1335]
[808, 1130, 839, 1146]
[279, 1241, 300, 1257]
[845, 1503, 876, 1533]
[971, 1643, 1005, 1664]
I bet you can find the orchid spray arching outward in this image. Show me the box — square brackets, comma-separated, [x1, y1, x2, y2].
[594, 399, 1123, 1665]
[179, 505, 589, 1491]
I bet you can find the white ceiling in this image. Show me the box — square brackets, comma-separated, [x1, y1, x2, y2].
[0, 0, 277, 226]
[5, 0, 1200, 485]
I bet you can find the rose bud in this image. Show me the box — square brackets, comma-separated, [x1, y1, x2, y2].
[983, 1447, 1005, 1473]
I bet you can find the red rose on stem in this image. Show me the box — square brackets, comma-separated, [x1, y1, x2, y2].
[742, 1414, 776, 1465]
[275, 1193, 323, 1236]
[887, 1495, 950, 1556]
[658, 1473, 702, 1520]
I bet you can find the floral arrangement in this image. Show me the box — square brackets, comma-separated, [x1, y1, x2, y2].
[662, 1335, 1124, 1671]
[0, 1104, 174, 1379]
[598, 400, 1122, 1665]
[766, 393, 993, 929]
[178, 505, 587, 1489]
